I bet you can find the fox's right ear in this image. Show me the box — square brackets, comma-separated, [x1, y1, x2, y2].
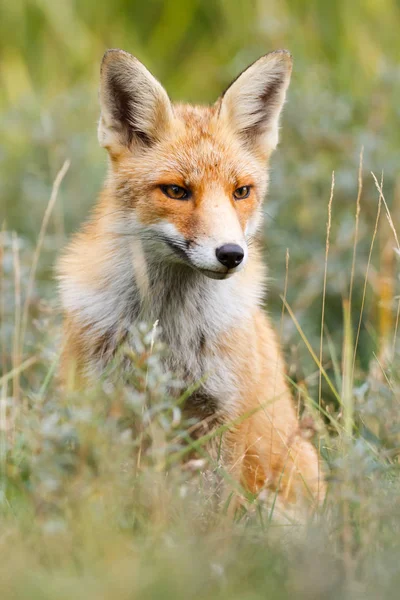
[98, 49, 173, 152]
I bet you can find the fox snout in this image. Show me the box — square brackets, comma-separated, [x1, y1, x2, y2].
[215, 244, 244, 269]
[148, 191, 250, 279]
[161, 228, 248, 280]
[186, 238, 247, 279]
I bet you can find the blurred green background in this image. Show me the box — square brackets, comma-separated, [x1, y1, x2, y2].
[1, 5, 400, 597]
[1, 0, 399, 384]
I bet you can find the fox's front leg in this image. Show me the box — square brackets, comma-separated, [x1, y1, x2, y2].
[226, 412, 325, 512]
[217, 311, 325, 512]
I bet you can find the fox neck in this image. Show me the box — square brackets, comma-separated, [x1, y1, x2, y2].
[60, 216, 266, 377]
[127, 230, 265, 337]
[122, 235, 266, 378]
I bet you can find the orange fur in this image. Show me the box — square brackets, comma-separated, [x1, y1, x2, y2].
[219, 311, 324, 508]
[57, 49, 325, 514]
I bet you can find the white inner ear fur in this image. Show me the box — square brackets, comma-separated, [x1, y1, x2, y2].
[218, 51, 292, 152]
[98, 49, 173, 150]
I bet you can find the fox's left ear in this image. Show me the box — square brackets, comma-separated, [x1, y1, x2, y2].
[217, 50, 292, 153]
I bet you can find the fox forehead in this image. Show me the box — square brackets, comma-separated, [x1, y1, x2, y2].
[113, 103, 266, 190]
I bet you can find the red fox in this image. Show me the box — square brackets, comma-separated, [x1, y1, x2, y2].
[57, 49, 325, 511]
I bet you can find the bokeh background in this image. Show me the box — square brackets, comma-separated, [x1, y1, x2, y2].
[2, 0, 400, 387]
[1, 3, 400, 598]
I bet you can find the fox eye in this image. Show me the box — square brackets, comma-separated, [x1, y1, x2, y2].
[233, 186, 251, 200]
[160, 184, 189, 200]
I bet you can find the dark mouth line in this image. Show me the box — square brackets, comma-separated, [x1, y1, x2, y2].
[199, 268, 229, 277]
[162, 237, 191, 262]
[158, 236, 231, 278]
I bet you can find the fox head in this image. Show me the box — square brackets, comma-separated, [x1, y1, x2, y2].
[98, 49, 292, 280]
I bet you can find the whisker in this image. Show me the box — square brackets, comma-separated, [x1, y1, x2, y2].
[264, 210, 277, 224]
[96, 209, 127, 221]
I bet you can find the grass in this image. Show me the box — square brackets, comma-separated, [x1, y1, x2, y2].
[1, 158, 400, 598]
[1, 0, 400, 597]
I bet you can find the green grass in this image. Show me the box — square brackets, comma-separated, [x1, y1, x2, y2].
[1, 0, 400, 597]
[1, 229, 400, 598]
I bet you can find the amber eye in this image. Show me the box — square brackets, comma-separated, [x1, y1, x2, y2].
[160, 184, 190, 200]
[233, 186, 251, 200]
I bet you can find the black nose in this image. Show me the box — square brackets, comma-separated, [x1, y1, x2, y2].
[215, 244, 244, 270]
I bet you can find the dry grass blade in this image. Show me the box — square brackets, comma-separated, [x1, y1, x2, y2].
[19, 160, 70, 354]
[12, 233, 21, 406]
[342, 300, 354, 436]
[0, 224, 6, 378]
[281, 249, 290, 340]
[319, 172, 334, 411]
[393, 300, 400, 357]
[371, 172, 400, 357]
[317, 172, 334, 501]
[352, 174, 383, 376]
[371, 172, 400, 251]
[349, 147, 363, 310]
[282, 297, 341, 404]
[0, 356, 38, 388]
[0, 225, 7, 500]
